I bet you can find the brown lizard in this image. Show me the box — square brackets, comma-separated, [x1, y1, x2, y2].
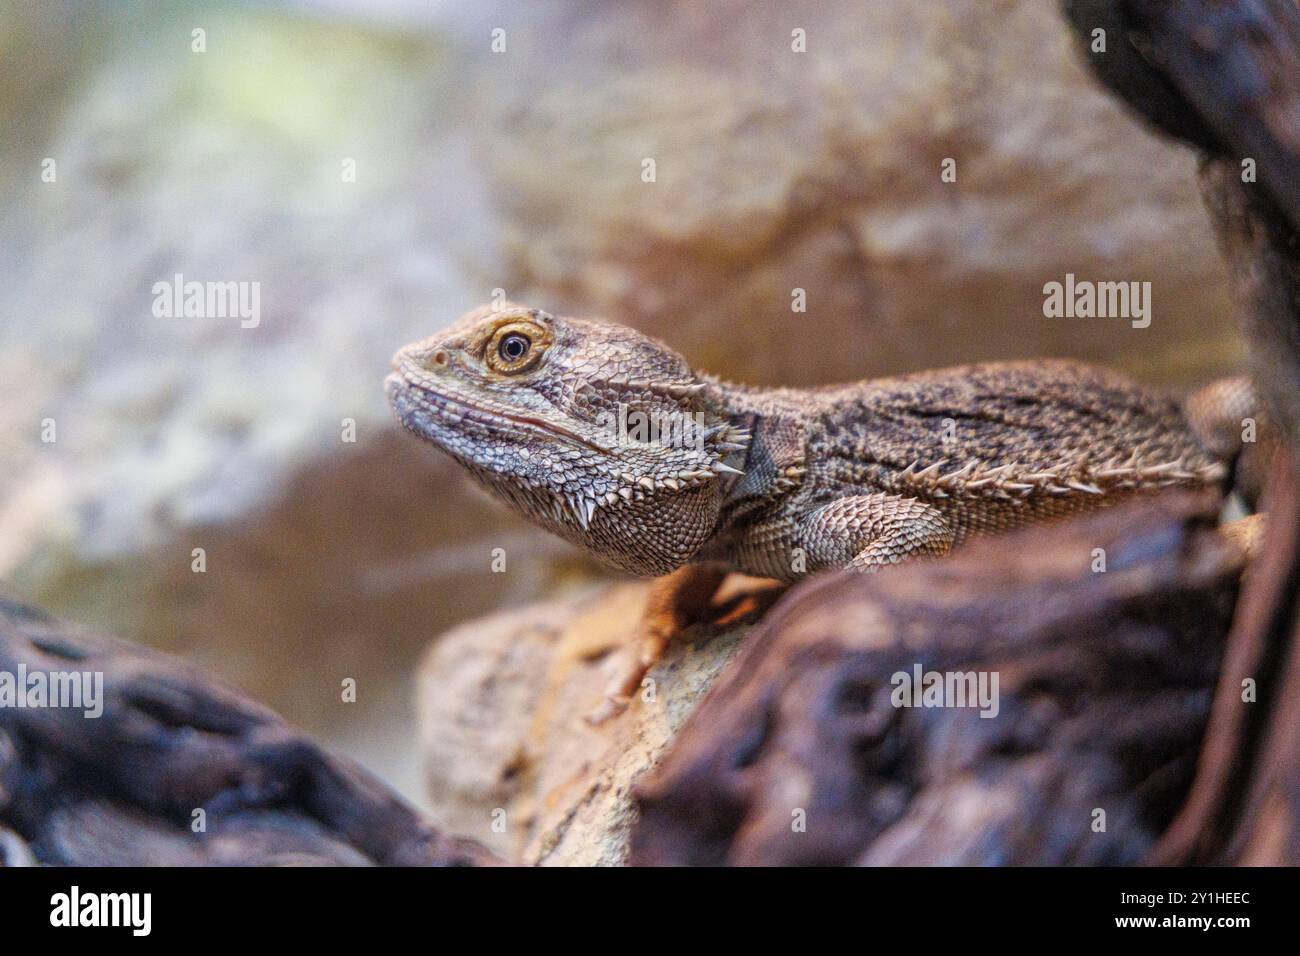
[387, 304, 1254, 720]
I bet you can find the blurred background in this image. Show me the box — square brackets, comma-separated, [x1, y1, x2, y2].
[0, 0, 1243, 808]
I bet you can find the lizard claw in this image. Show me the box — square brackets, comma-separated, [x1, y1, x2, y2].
[584, 693, 631, 726]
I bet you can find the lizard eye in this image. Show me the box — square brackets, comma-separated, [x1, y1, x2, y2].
[486, 321, 548, 374]
[485, 319, 549, 374]
[499, 333, 531, 362]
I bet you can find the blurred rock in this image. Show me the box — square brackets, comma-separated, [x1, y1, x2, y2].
[417, 577, 769, 864]
[476, 0, 1242, 385]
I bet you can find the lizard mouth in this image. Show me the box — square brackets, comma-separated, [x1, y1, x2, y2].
[387, 372, 610, 453]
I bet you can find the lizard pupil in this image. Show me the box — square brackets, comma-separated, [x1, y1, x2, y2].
[499, 333, 530, 362]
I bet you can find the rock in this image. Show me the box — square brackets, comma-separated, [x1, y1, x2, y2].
[630, 492, 1245, 866]
[0, 596, 495, 866]
[475, 0, 1241, 386]
[417, 577, 773, 864]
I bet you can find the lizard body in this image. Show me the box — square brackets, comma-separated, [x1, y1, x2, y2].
[387, 304, 1237, 583]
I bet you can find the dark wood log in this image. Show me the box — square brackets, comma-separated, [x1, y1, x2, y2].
[631, 493, 1243, 865]
[1152, 450, 1300, 863]
[1062, 0, 1300, 232]
[1061, 0, 1300, 865]
[0, 598, 495, 866]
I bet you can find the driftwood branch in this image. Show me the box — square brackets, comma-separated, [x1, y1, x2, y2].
[1062, 0, 1300, 229]
[1061, 0, 1300, 865]
[632, 494, 1242, 865]
[0, 597, 495, 866]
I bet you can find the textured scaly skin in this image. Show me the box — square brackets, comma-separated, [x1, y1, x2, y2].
[387, 304, 1237, 583]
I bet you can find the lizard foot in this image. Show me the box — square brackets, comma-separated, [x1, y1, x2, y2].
[584, 641, 660, 725]
[584, 692, 632, 726]
[581, 563, 731, 726]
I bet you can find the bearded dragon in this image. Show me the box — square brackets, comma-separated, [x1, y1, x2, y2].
[387, 304, 1253, 720]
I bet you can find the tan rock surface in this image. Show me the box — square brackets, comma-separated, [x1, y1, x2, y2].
[418, 579, 762, 865]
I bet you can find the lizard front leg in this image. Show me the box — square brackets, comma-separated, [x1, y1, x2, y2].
[585, 562, 730, 725]
[801, 493, 955, 572]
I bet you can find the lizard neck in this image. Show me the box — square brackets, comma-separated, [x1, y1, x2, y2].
[702, 377, 813, 529]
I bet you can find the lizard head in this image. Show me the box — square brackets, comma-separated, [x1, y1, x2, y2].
[386, 303, 749, 575]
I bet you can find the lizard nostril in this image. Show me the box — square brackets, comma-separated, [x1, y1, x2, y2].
[432, 349, 449, 367]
